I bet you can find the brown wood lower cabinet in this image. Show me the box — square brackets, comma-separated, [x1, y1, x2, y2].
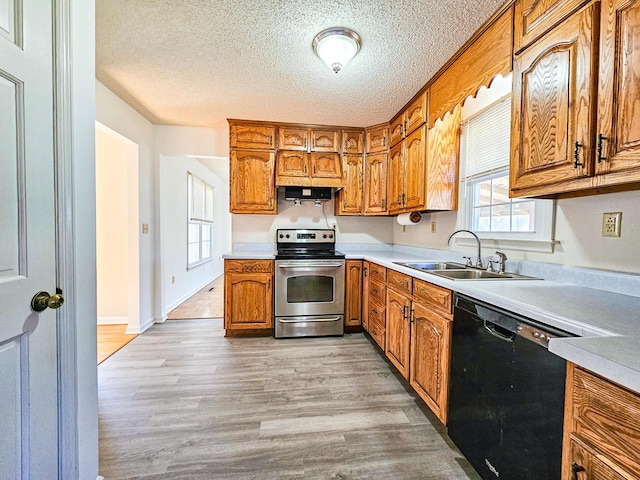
[409, 302, 452, 424]
[360, 263, 453, 424]
[224, 259, 273, 336]
[344, 260, 362, 328]
[562, 363, 640, 479]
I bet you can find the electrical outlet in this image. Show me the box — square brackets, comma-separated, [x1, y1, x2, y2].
[602, 212, 622, 237]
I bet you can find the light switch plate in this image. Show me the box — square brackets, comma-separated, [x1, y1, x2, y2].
[602, 212, 622, 237]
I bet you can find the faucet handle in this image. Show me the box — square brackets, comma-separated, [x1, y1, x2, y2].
[486, 259, 497, 272]
[495, 251, 507, 273]
[462, 256, 472, 267]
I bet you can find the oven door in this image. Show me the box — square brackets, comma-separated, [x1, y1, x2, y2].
[275, 259, 345, 317]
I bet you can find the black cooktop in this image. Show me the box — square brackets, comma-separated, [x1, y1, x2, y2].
[275, 228, 344, 260]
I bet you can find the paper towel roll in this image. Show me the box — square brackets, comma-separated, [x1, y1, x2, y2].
[396, 212, 422, 225]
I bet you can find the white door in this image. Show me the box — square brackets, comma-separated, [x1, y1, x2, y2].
[0, 0, 59, 478]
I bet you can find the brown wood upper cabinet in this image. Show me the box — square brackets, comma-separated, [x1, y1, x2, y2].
[335, 154, 363, 215]
[514, 0, 589, 53]
[427, 106, 460, 211]
[389, 91, 428, 148]
[230, 149, 276, 214]
[363, 152, 389, 215]
[342, 129, 364, 154]
[511, 0, 640, 197]
[278, 127, 339, 152]
[388, 125, 427, 214]
[276, 151, 342, 187]
[230, 123, 276, 150]
[365, 123, 389, 153]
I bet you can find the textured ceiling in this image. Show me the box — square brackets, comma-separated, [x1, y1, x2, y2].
[96, 0, 506, 152]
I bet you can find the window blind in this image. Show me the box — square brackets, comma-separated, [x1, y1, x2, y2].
[460, 95, 511, 179]
[188, 172, 214, 222]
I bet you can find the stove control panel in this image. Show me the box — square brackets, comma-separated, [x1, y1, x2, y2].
[277, 229, 335, 244]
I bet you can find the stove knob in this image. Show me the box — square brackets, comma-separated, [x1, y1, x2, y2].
[323, 234, 327, 239]
[329, 234, 333, 239]
[279, 234, 283, 238]
[285, 234, 290, 239]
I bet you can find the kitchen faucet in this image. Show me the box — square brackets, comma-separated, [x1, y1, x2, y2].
[447, 229, 483, 268]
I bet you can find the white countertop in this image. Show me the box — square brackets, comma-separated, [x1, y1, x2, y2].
[223, 248, 640, 394]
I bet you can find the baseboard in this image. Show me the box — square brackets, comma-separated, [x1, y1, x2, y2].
[97, 316, 128, 325]
[125, 316, 154, 335]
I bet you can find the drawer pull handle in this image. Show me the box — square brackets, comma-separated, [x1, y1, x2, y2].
[571, 462, 585, 480]
[573, 141, 584, 168]
[597, 133, 608, 163]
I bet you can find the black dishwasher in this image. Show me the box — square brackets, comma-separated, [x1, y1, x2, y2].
[448, 294, 574, 479]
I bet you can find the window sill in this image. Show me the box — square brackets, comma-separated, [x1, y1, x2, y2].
[454, 237, 557, 254]
[187, 258, 213, 270]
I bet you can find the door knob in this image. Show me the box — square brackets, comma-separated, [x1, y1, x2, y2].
[31, 291, 64, 312]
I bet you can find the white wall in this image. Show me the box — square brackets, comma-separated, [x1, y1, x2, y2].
[231, 191, 395, 245]
[95, 128, 130, 322]
[160, 155, 231, 316]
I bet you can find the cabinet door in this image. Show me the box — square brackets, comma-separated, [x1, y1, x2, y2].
[427, 106, 460, 210]
[511, 4, 598, 196]
[385, 289, 411, 379]
[310, 153, 342, 187]
[342, 130, 364, 154]
[311, 129, 339, 152]
[563, 436, 629, 480]
[364, 152, 388, 214]
[365, 125, 389, 153]
[224, 272, 273, 329]
[230, 124, 275, 150]
[345, 260, 363, 327]
[276, 151, 310, 186]
[335, 154, 363, 215]
[404, 91, 428, 136]
[278, 127, 309, 151]
[362, 262, 370, 330]
[514, 0, 588, 52]
[404, 126, 427, 210]
[389, 113, 405, 148]
[410, 303, 452, 424]
[387, 143, 405, 213]
[595, 0, 640, 178]
[230, 149, 276, 214]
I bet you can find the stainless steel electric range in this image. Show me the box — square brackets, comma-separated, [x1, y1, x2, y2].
[274, 229, 345, 338]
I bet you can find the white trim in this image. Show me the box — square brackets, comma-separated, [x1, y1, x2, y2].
[53, 1, 80, 478]
[163, 275, 219, 316]
[453, 237, 558, 254]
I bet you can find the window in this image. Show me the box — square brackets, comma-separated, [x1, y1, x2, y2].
[458, 76, 555, 252]
[187, 172, 214, 267]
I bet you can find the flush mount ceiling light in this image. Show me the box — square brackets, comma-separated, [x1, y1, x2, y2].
[312, 27, 361, 73]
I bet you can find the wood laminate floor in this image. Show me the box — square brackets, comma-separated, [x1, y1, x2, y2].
[98, 319, 479, 480]
[167, 276, 224, 320]
[97, 324, 138, 364]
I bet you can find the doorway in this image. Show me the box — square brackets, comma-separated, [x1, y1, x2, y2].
[95, 122, 140, 361]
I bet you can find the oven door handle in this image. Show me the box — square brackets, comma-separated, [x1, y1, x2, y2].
[278, 263, 344, 269]
[277, 316, 342, 323]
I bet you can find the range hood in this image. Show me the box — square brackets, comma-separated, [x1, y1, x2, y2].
[283, 187, 332, 201]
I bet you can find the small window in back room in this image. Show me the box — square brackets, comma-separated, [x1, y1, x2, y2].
[187, 172, 214, 267]
[458, 75, 555, 252]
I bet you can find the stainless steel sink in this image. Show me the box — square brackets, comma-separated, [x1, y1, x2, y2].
[393, 261, 539, 280]
[394, 261, 466, 271]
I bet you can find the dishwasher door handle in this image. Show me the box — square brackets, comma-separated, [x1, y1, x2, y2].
[278, 263, 343, 269]
[483, 320, 515, 342]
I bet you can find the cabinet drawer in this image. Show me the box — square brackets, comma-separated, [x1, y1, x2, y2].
[369, 280, 386, 306]
[387, 270, 412, 295]
[412, 278, 452, 316]
[224, 259, 273, 273]
[569, 367, 640, 478]
[368, 300, 386, 350]
[369, 263, 387, 283]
